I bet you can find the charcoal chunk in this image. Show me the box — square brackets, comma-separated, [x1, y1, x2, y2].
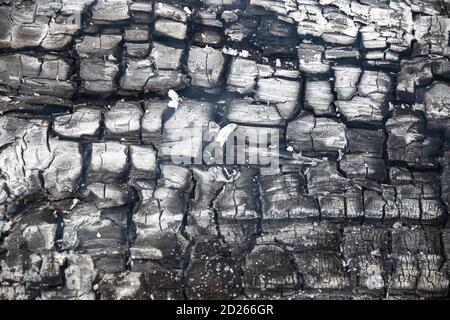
[187, 46, 226, 88]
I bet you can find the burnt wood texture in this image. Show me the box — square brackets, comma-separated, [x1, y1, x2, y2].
[0, 0, 450, 300]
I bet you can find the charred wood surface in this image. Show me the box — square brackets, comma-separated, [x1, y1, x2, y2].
[0, 0, 449, 300]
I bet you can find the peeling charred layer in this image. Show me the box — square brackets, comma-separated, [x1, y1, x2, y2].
[0, 0, 450, 300]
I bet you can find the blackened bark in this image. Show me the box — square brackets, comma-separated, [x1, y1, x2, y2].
[0, 0, 449, 300]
